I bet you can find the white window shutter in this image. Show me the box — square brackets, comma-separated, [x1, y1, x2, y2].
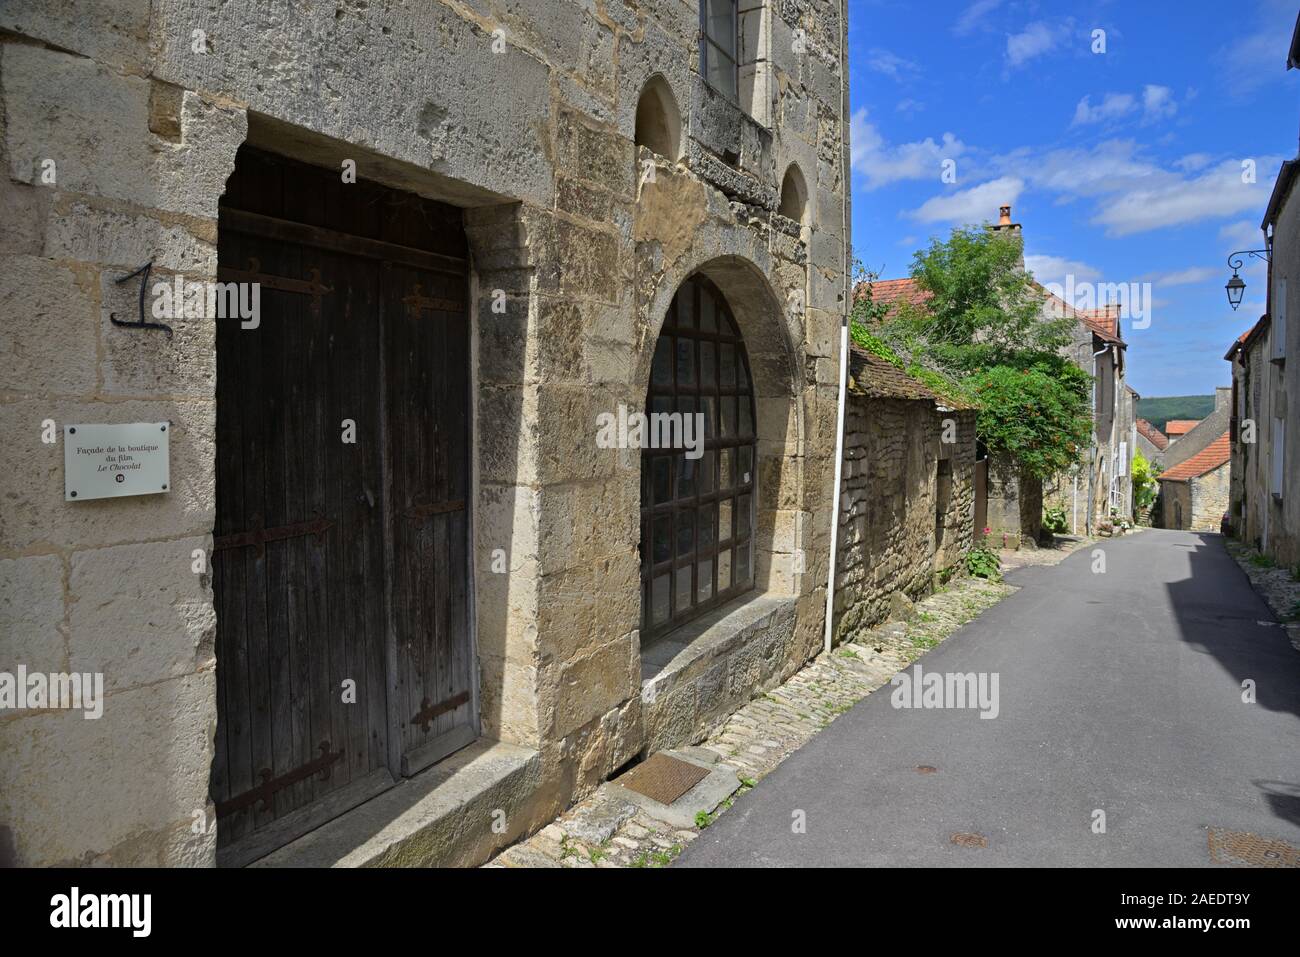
[1117, 441, 1127, 476]
[1272, 418, 1285, 497]
[1273, 278, 1287, 360]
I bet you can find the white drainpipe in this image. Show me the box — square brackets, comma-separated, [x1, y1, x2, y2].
[824, 0, 850, 655]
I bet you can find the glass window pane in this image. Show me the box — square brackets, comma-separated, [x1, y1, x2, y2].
[738, 492, 752, 537]
[652, 456, 670, 503]
[678, 285, 695, 328]
[737, 352, 749, 388]
[700, 340, 716, 387]
[700, 292, 717, 332]
[652, 336, 672, 387]
[719, 448, 733, 489]
[652, 574, 670, 624]
[739, 397, 753, 437]
[699, 503, 716, 551]
[676, 337, 696, 387]
[706, 48, 736, 100]
[653, 515, 671, 563]
[697, 558, 714, 603]
[699, 450, 716, 494]
[700, 395, 717, 441]
[720, 343, 736, 388]
[719, 497, 733, 542]
[675, 564, 693, 611]
[718, 548, 732, 591]
[651, 395, 672, 416]
[676, 507, 694, 557]
[677, 455, 697, 499]
[736, 540, 751, 585]
[738, 445, 753, 486]
[720, 396, 736, 438]
[706, 0, 737, 58]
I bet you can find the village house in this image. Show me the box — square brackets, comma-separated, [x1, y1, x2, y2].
[832, 347, 977, 641]
[1136, 417, 1169, 466]
[1157, 432, 1231, 532]
[852, 205, 1136, 543]
[1163, 420, 1199, 445]
[1224, 12, 1299, 562]
[0, 0, 850, 867]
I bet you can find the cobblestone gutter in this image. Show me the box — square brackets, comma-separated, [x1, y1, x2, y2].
[488, 537, 1097, 868]
[1225, 540, 1300, 653]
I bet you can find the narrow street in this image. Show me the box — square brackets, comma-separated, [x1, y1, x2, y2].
[679, 530, 1300, 867]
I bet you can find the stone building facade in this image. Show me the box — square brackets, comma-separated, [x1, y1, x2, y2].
[1225, 15, 1299, 562]
[833, 348, 976, 640]
[0, 0, 850, 867]
[1158, 433, 1231, 532]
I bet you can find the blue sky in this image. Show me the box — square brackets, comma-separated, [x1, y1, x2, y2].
[846, 0, 1299, 397]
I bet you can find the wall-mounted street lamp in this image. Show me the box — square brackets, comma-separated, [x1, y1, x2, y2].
[1225, 249, 1271, 310]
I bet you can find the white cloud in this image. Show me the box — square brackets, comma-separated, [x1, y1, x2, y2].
[1025, 254, 1103, 288]
[1219, 219, 1265, 248]
[866, 48, 921, 82]
[1141, 85, 1177, 123]
[851, 108, 967, 191]
[1091, 158, 1275, 236]
[1176, 153, 1214, 172]
[1140, 266, 1218, 286]
[954, 0, 1004, 36]
[1072, 92, 1136, 126]
[1005, 21, 1068, 69]
[1213, 0, 1298, 95]
[895, 98, 925, 115]
[909, 176, 1025, 225]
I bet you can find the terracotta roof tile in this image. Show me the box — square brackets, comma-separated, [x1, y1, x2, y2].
[852, 277, 932, 313]
[1136, 418, 1169, 451]
[1163, 419, 1200, 436]
[1034, 284, 1125, 344]
[1157, 431, 1230, 482]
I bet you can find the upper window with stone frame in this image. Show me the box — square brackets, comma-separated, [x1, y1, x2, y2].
[700, 0, 740, 101]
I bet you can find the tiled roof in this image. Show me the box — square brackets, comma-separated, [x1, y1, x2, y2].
[1034, 283, 1125, 345]
[851, 277, 932, 313]
[1224, 314, 1270, 360]
[1163, 419, 1200, 436]
[1082, 305, 1120, 338]
[847, 346, 975, 408]
[1136, 418, 1169, 451]
[1157, 431, 1230, 482]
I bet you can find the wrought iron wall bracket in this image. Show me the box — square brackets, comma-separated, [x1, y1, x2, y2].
[109, 261, 174, 337]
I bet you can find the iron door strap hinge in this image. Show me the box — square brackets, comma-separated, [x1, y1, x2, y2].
[215, 742, 344, 818]
[213, 516, 333, 557]
[411, 691, 470, 734]
[404, 499, 466, 523]
[402, 282, 464, 315]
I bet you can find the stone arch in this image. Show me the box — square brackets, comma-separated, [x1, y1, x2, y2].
[778, 163, 809, 227]
[634, 255, 805, 605]
[634, 74, 683, 161]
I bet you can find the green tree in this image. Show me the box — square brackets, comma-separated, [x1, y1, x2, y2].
[1131, 448, 1160, 511]
[854, 227, 1092, 479]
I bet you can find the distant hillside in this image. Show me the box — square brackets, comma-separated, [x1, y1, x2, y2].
[1137, 395, 1215, 433]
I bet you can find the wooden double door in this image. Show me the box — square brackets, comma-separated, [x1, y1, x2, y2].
[211, 149, 476, 866]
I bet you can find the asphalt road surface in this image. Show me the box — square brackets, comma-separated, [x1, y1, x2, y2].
[679, 530, 1300, 867]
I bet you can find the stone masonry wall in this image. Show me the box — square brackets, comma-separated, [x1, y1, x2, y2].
[0, 0, 849, 866]
[833, 397, 974, 641]
[1190, 465, 1230, 533]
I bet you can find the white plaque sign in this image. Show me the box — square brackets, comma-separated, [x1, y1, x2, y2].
[64, 423, 171, 501]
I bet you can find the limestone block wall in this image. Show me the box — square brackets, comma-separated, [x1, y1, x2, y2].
[985, 458, 1043, 546]
[1161, 480, 1192, 531]
[1189, 466, 1230, 533]
[833, 398, 974, 641]
[0, 0, 850, 866]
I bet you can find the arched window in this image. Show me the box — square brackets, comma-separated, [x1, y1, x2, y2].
[778, 164, 808, 226]
[634, 75, 682, 161]
[641, 275, 757, 641]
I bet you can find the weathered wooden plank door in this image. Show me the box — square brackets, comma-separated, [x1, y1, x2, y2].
[211, 148, 476, 866]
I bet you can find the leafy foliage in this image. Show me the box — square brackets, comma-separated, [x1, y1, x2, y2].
[1042, 506, 1069, 535]
[853, 229, 1092, 479]
[1131, 448, 1160, 511]
[1135, 395, 1215, 433]
[965, 541, 1001, 580]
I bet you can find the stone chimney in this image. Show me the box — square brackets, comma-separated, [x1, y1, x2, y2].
[1215, 385, 1232, 412]
[989, 203, 1024, 269]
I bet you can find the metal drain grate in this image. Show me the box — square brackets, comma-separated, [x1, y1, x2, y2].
[617, 753, 710, 806]
[1207, 828, 1299, 868]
